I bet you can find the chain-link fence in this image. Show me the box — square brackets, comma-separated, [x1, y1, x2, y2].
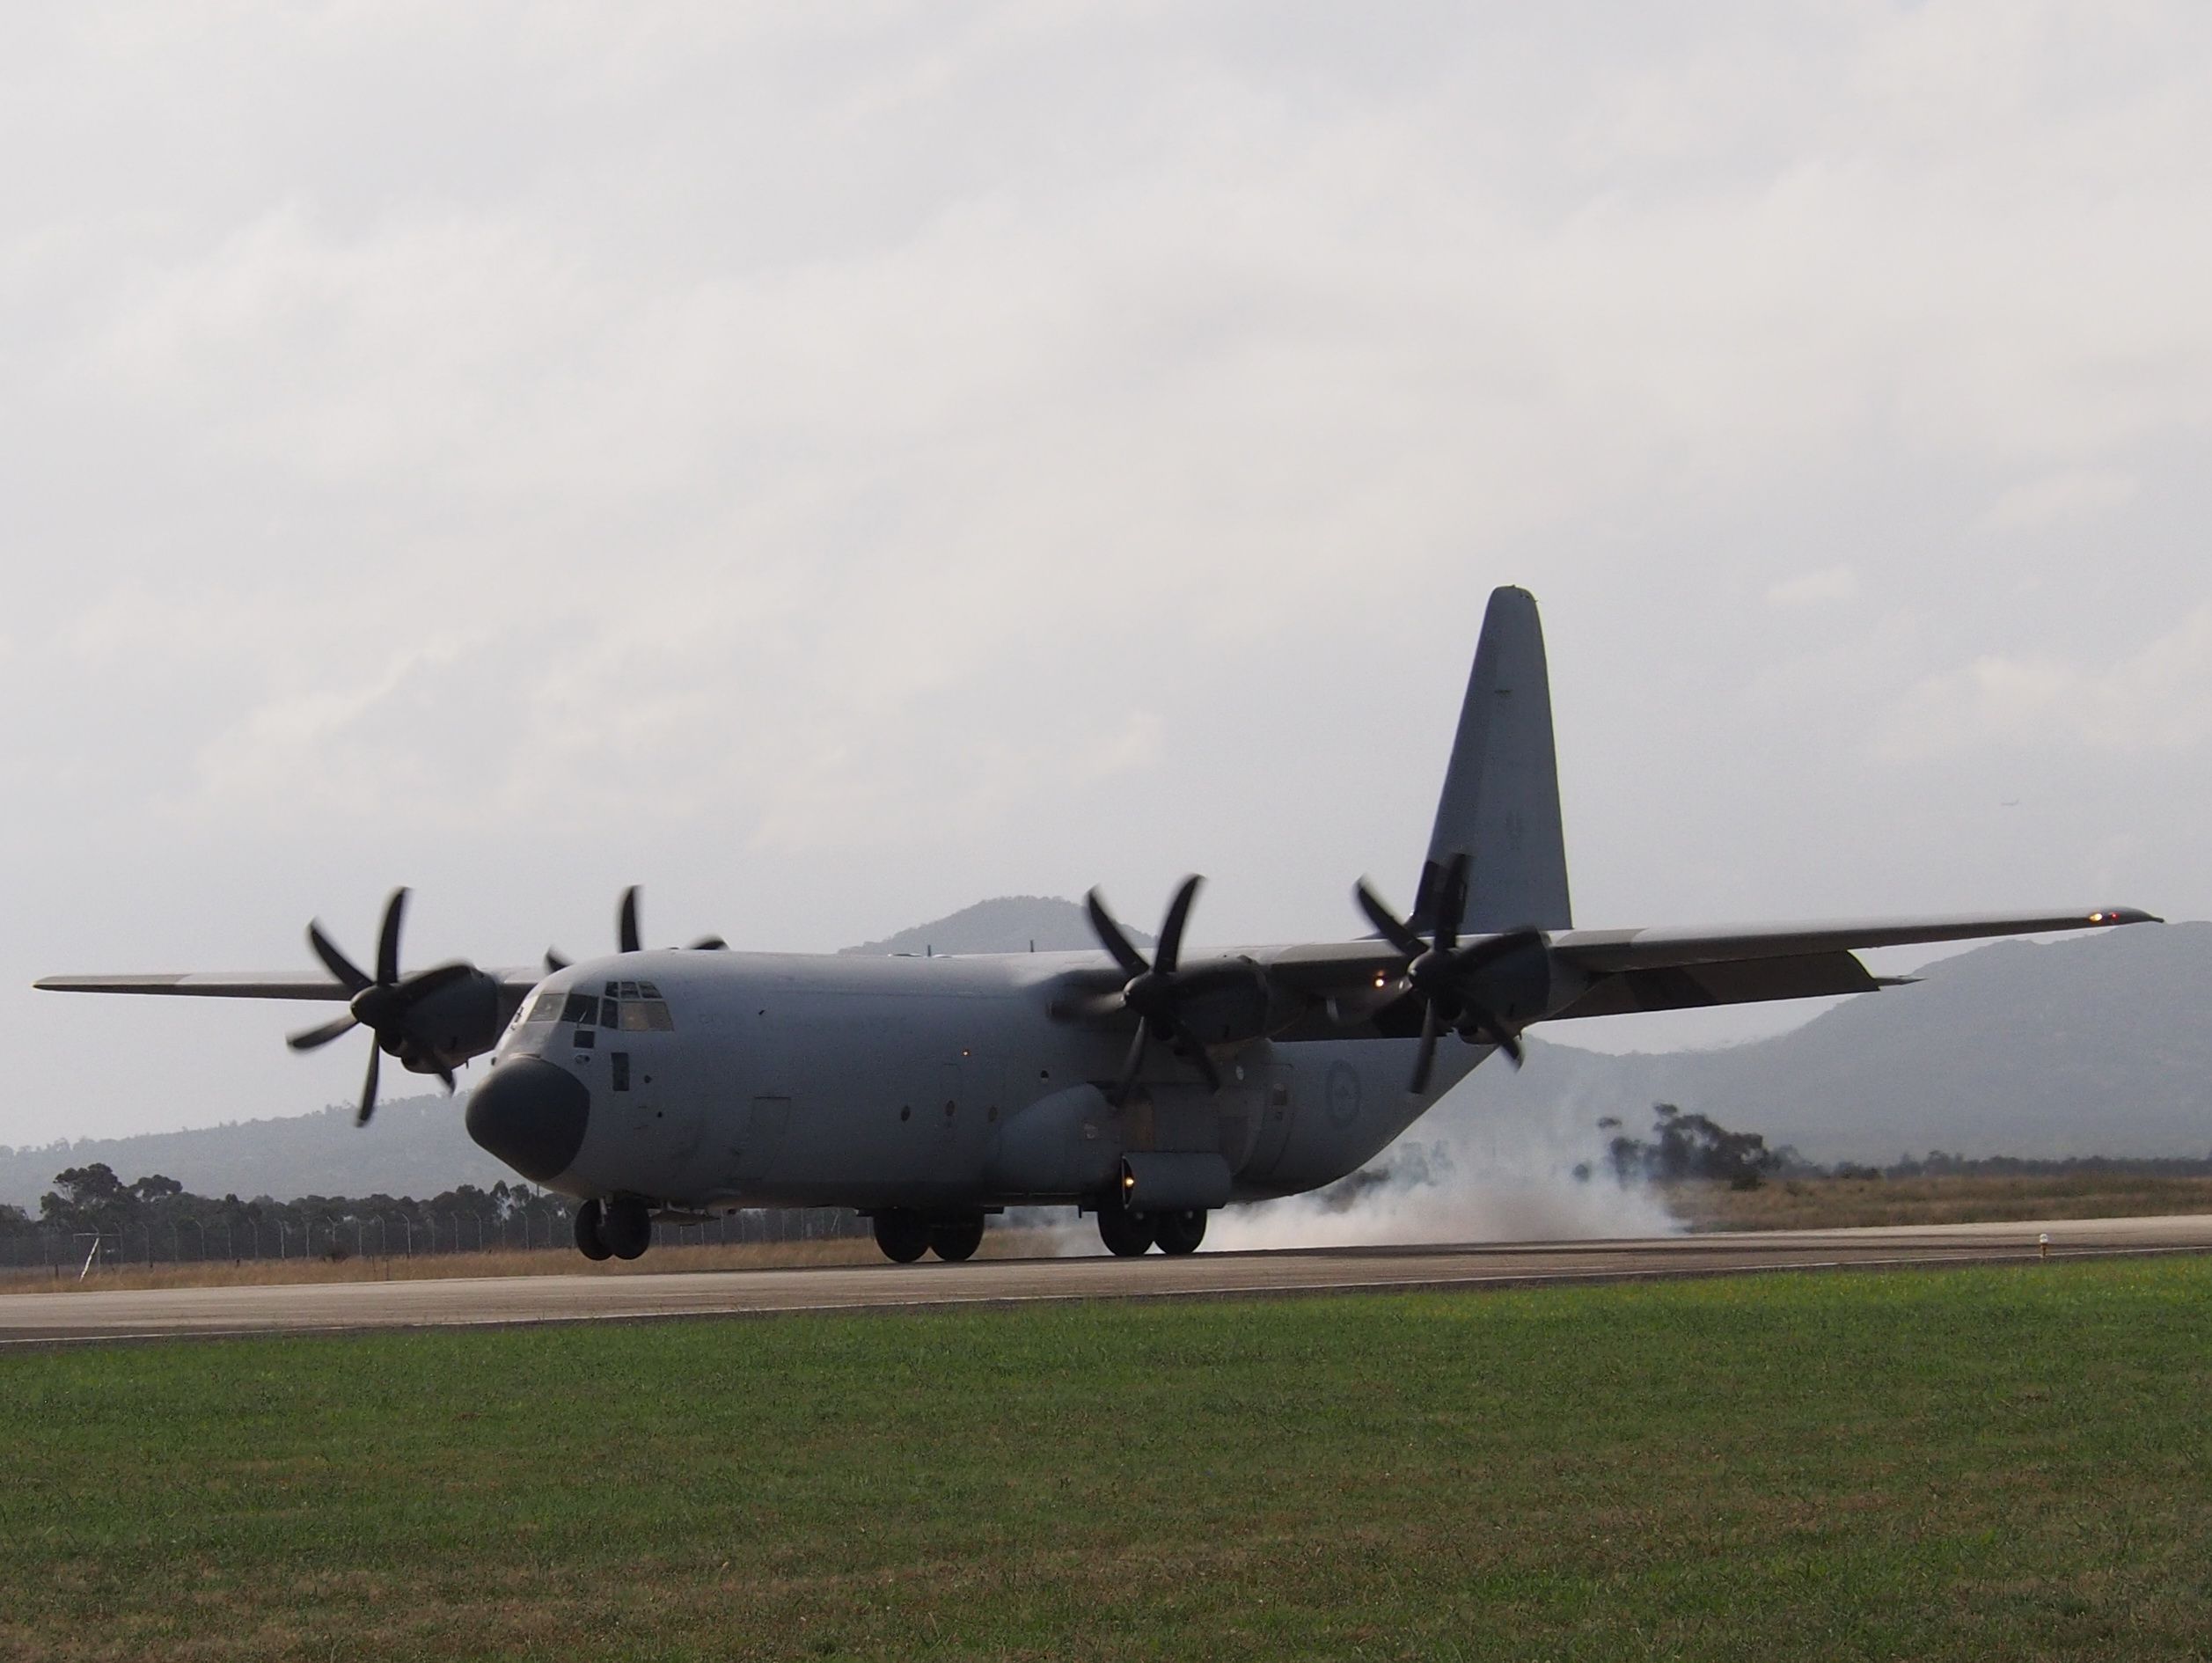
[0, 1204, 868, 1279]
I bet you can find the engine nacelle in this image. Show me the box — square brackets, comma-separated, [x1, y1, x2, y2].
[1461, 936, 1568, 1031]
[386, 967, 506, 1074]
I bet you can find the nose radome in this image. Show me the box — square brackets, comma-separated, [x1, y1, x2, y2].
[465, 1058, 590, 1183]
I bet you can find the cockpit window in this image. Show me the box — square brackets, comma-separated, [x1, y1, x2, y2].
[560, 993, 599, 1025]
[524, 989, 566, 1024]
[619, 1000, 674, 1031]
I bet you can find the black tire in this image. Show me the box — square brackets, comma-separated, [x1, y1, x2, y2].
[573, 1198, 613, 1262]
[601, 1197, 652, 1261]
[1096, 1203, 1155, 1257]
[1154, 1209, 1207, 1256]
[873, 1209, 931, 1264]
[928, 1214, 985, 1263]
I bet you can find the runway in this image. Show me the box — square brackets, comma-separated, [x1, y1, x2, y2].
[5, 1212, 2208, 1345]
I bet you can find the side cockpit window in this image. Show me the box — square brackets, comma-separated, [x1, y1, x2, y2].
[524, 989, 566, 1024]
[604, 979, 677, 1032]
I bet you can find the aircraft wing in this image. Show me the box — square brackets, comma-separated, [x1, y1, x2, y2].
[34, 966, 548, 1001]
[1255, 905, 2158, 1027]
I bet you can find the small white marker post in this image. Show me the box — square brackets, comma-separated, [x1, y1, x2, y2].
[2039, 1232, 2050, 1261]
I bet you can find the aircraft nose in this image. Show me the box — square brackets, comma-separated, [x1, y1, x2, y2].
[465, 1058, 590, 1183]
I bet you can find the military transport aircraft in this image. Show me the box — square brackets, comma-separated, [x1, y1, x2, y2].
[38, 588, 2157, 1263]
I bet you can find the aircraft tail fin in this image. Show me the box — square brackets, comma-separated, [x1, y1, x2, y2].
[1411, 586, 1573, 934]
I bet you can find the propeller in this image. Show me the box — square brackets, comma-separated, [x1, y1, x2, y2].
[287, 888, 476, 1126]
[546, 886, 728, 971]
[1353, 853, 1547, 1094]
[1083, 875, 1223, 1105]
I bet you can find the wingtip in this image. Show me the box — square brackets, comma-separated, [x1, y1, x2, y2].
[2090, 907, 2161, 926]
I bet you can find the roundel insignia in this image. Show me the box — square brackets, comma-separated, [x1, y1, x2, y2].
[1324, 1060, 1362, 1130]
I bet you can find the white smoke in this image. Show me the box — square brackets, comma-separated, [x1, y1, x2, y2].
[1028, 1056, 1679, 1256]
[1207, 1066, 1680, 1250]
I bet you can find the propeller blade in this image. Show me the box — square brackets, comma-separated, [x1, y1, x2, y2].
[305, 922, 371, 995]
[687, 935, 729, 951]
[1154, 875, 1202, 976]
[1112, 1024, 1149, 1106]
[356, 1043, 381, 1128]
[375, 888, 408, 988]
[619, 886, 641, 955]
[286, 1013, 359, 1051]
[1410, 1004, 1440, 1095]
[1084, 890, 1152, 980]
[1354, 880, 1429, 961]
[1466, 1007, 1527, 1067]
[545, 949, 569, 974]
[436, 1065, 457, 1094]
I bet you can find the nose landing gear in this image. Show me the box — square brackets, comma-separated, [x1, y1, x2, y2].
[574, 1198, 613, 1261]
[575, 1196, 651, 1261]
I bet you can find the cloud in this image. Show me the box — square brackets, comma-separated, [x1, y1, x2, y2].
[1875, 605, 2212, 759]
[1979, 468, 2140, 533]
[1766, 565, 1858, 607]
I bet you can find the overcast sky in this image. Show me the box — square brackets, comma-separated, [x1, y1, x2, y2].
[3, 2, 2207, 1147]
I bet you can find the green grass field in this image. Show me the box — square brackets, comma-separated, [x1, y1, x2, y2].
[4, 1260, 2208, 1661]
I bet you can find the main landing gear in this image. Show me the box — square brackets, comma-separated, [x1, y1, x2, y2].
[575, 1197, 652, 1262]
[1095, 1196, 1208, 1257]
[870, 1208, 988, 1264]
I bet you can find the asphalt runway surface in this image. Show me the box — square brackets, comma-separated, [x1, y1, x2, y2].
[5, 1212, 2208, 1346]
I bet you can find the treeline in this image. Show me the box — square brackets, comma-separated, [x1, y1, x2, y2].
[1577, 1105, 2212, 1190]
[1821, 1150, 2212, 1182]
[0, 1161, 863, 1270]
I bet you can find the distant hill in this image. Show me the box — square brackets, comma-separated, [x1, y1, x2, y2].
[1435, 920, 2212, 1165]
[0, 1092, 510, 1211]
[839, 894, 1146, 957]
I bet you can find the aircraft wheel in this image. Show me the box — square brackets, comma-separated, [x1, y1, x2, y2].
[928, 1214, 985, 1263]
[573, 1198, 613, 1262]
[1153, 1208, 1207, 1256]
[1096, 1202, 1155, 1257]
[873, 1209, 931, 1264]
[601, 1196, 652, 1261]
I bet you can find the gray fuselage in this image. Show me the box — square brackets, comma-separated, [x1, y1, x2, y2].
[478, 947, 1483, 1215]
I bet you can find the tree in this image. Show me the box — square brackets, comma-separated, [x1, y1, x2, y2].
[1603, 1105, 1778, 1190]
[40, 1162, 137, 1236]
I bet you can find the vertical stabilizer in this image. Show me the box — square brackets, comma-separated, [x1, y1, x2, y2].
[1412, 586, 1573, 933]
